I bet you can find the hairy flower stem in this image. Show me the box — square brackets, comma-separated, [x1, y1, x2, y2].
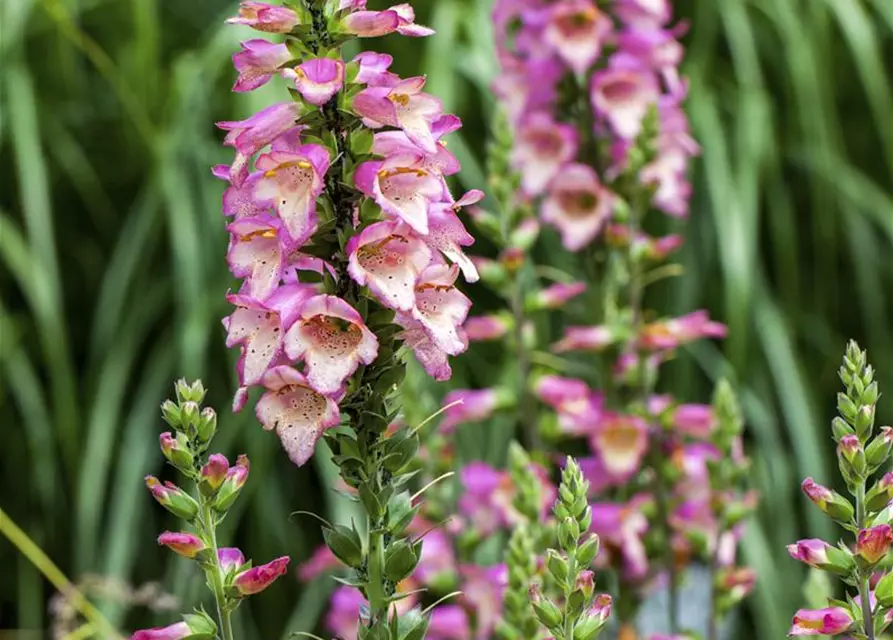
[511, 274, 540, 452]
[198, 501, 234, 640]
[856, 483, 876, 640]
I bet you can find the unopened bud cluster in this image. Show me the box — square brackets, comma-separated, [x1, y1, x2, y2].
[787, 342, 893, 638]
[530, 458, 610, 640]
[133, 379, 288, 639]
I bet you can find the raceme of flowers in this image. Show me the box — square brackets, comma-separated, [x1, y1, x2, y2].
[218, 0, 480, 468]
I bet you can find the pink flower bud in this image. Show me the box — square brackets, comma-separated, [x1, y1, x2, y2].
[788, 607, 853, 636]
[801, 477, 832, 507]
[499, 246, 525, 272]
[157, 532, 205, 559]
[837, 434, 863, 459]
[786, 539, 830, 568]
[464, 314, 512, 342]
[201, 454, 230, 491]
[553, 325, 615, 353]
[213, 454, 250, 512]
[218, 547, 247, 574]
[233, 556, 290, 595]
[145, 476, 199, 520]
[159, 432, 193, 470]
[131, 621, 190, 639]
[856, 524, 893, 564]
[534, 282, 587, 310]
[575, 569, 595, 599]
[592, 593, 612, 621]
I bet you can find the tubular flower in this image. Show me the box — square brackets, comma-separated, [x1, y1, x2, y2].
[788, 607, 853, 636]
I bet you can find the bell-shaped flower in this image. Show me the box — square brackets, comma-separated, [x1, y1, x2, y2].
[233, 556, 290, 595]
[590, 413, 649, 478]
[254, 144, 330, 244]
[341, 4, 433, 38]
[256, 366, 341, 465]
[788, 607, 853, 636]
[427, 604, 470, 640]
[352, 76, 443, 153]
[403, 264, 471, 356]
[534, 375, 603, 436]
[511, 113, 578, 196]
[353, 51, 399, 87]
[440, 388, 502, 434]
[395, 314, 456, 381]
[216, 168, 273, 219]
[614, 0, 672, 28]
[590, 498, 651, 582]
[218, 547, 247, 574]
[786, 539, 831, 568]
[226, 2, 300, 33]
[355, 154, 444, 234]
[543, 0, 612, 75]
[224, 286, 309, 386]
[284, 295, 378, 395]
[372, 124, 462, 194]
[464, 314, 511, 342]
[459, 564, 507, 640]
[541, 163, 615, 251]
[672, 403, 716, 439]
[226, 215, 288, 300]
[532, 281, 587, 310]
[346, 221, 432, 311]
[553, 325, 617, 353]
[639, 310, 727, 350]
[287, 58, 345, 106]
[424, 191, 483, 282]
[856, 524, 893, 564]
[131, 622, 191, 640]
[157, 532, 205, 559]
[217, 102, 301, 185]
[232, 39, 292, 92]
[590, 54, 660, 140]
[390, 3, 435, 37]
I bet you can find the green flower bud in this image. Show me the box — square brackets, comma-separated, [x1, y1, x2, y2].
[875, 571, 893, 608]
[145, 476, 199, 521]
[866, 427, 893, 469]
[530, 589, 563, 631]
[856, 404, 876, 440]
[384, 539, 420, 583]
[831, 416, 854, 440]
[576, 533, 601, 567]
[866, 473, 893, 512]
[195, 407, 217, 444]
[323, 525, 363, 568]
[161, 400, 182, 429]
[182, 610, 217, 640]
[546, 549, 569, 584]
[558, 517, 580, 551]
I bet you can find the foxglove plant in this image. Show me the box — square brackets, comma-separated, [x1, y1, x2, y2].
[436, 0, 757, 635]
[136, 379, 288, 640]
[219, 1, 478, 637]
[787, 341, 893, 638]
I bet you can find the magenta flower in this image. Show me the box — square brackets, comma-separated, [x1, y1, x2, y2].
[232, 39, 292, 92]
[402, 264, 471, 357]
[590, 413, 649, 478]
[553, 325, 616, 353]
[157, 532, 205, 559]
[786, 539, 831, 568]
[511, 113, 578, 196]
[254, 145, 330, 244]
[131, 622, 190, 640]
[459, 564, 507, 640]
[224, 289, 309, 387]
[218, 547, 247, 574]
[671, 403, 716, 439]
[801, 477, 834, 508]
[256, 366, 341, 465]
[346, 220, 432, 311]
[856, 524, 893, 564]
[342, 4, 433, 39]
[225, 216, 289, 300]
[413, 524, 458, 585]
[427, 604, 470, 640]
[289, 58, 345, 106]
[297, 545, 339, 582]
[325, 585, 418, 640]
[534, 282, 587, 309]
[395, 314, 455, 381]
[283, 295, 378, 395]
[542, 0, 612, 75]
[226, 2, 300, 33]
[440, 388, 501, 433]
[216, 167, 272, 219]
[354, 155, 445, 234]
[590, 54, 660, 140]
[788, 607, 853, 636]
[639, 310, 727, 350]
[540, 163, 615, 251]
[233, 556, 290, 595]
[353, 76, 443, 153]
[353, 51, 398, 86]
[217, 102, 301, 185]
[614, 0, 672, 28]
[200, 454, 230, 490]
[458, 462, 513, 534]
[534, 374, 602, 436]
[425, 195, 483, 283]
[590, 499, 651, 581]
[464, 314, 511, 342]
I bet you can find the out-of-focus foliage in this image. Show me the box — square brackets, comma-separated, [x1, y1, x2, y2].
[0, 0, 891, 638]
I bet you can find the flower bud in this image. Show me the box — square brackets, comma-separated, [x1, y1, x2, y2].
[789, 607, 853, 636]
[196, 407, 218, 443]
[831, 416, 853, 440]
[159, 432, 194, 471]
[546, 549, 569, 583]
[161, 400, 182, 429]
[323, 525, 364, 569]
[179, 401, 201, 434]
[837, 434, 866, 476]
[866, 427, 893, 468]
[558, 517, 580, 551]
[145, 476, 199, 521]
[875, 570, 893, 608]
[131, 621, 191, 639]
[200, 454, 230, 495]
[175, 378, 206, 404]
[157, 531, 205, 558]
[528, 282, 586, 311]
[531, 593, 563, 630]
[384, 539, 421, 583]
[786, 539, 854, 576]
[576, 533, 600, 566]
[575, 570, 595, 600]
[233, 556, 290, 596]
[801, 477, 854, 522]
[213, 454, 249, 512]
[592, 593, 613, 622]
[866, 472, 893, 512]
[182, 611, 217, 639]
[218, 547, 247, 575]
[856, 524, 893, 565]
[856, 404, 875, 440]
[500, 247, 525, 273]
[509, 218, 540, 251]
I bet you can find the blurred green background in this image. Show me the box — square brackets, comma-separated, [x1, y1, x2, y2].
[2, 0, 892, 638]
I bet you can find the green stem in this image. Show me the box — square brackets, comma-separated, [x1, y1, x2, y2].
[856, 483, 876, 640]
[563, 553, 577, 640]
[200, 502, 234, 640]
[366, 526, 387, 623]
[510, 270, 540, 451]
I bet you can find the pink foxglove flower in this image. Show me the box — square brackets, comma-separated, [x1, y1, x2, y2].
[788, 607, 853, 636]
[786, 539, 831, 568]
[464, 314, 511, 342]
[671, 403, 716, 439]
[355, 155, 445, 234]
[553, 325, 616, 353]
[459, 564, 507, 640]
[131, 622, 191, 640]
[542, 0, 613, 75]
[428, 605, 470, 640]
[298, 545, 340, 582]
[440, 388, 502, 433]
[590, 413, 649, 478]
[534, 375, 602, 436]
[289, 58, 345, 106]
[283, 295, 379, 395]
[217, 102, 301, 184]
[590, 54, 660, 140]
[232, 39, 292, 92]
[353, 77, 443, 153]
[425, 194, 483, 282]
[614, 0, 672, 28]
[233, 556, 290, 595]
[541, 163, 615, 251]
[218, 547, 247, 574]
[856, 524, 893, 564]
[254, 145, 330, 244]
[346, 220, 432, 311]
[639, 310, 727, 350]
[226, 2, 300, 33]
[157, 532, 205, 559]
[404, 264, 471, 356]
[534, 281, 587, 309]
[256, 366, 341, 465]
[395, 315, 454, 381]
[511, 113, 578, 196]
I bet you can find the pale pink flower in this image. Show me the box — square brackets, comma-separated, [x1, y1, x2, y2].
[232, 39, 292, 92]
[541, 163, 615, 251]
